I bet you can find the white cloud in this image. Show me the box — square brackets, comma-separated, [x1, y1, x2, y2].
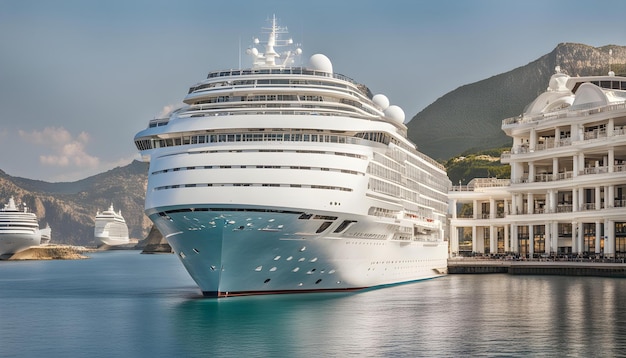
[157, 104, 181, 118]
[19, 127, 100, 169]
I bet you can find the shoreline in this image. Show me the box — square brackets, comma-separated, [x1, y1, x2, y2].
[448, 258, 626, 277]
[6, 245, 97, 260]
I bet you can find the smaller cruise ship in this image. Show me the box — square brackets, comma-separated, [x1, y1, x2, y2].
[0, 197, 43, 258]
[94, 204, 129, 246]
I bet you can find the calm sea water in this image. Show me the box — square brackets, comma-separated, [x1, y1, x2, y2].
[1, 251, 625, 358]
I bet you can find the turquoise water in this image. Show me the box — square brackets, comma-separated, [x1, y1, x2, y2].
[1, 251, 625, 357]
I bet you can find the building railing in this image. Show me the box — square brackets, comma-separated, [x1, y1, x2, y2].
[502, 102, 626, 127]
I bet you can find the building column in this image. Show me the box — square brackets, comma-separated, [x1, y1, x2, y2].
[545, 223, 551, 255]
[528, 193, 534, 214]
[595, 220, 602, 254]
[572, 220, 578, 253]
[504, 199, 509, 215]
[472, 225, 477, 253]
[552, 221, 559, 254]
[450, 225, 459, 256]
[490, 225, 496, 254]
[451, 199, 458, 218]
[596, 186, 601, 210]
[553, 157, 559, 179]
[577, 222, 584, 255]
[473, 200, 478, 220]
[504, 224, 510, 252]
[609, 147, 615, 173]
[511, 225, 518, 254]
[530, 128, 537, 150]
[608, 118, 615, 137]
[579, 187, 585, 211]
[529, 162, 535, 183]
[573, 188, 579, 212]
[607, 220, 615, 257]
[608, 185, 615, 208]
[529, 225, 535, 257]
[489, 198, 495, 219]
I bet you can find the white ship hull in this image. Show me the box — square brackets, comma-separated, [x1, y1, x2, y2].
[0, 231, 41, 258]
[150, 208, 447, 297]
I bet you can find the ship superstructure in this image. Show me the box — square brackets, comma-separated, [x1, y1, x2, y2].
[134, 17, 451, 296]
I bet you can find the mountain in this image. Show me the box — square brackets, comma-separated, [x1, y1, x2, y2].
[0, 160, 152, 246]
[407, 43, 626, 160]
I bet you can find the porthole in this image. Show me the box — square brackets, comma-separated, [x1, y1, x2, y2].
[255, 266, 263, 271]
[192, 248, 200, 254]
[270, 267, 277, 272]
[273, 255, 281, 261]
[315, 279, 322, 284]
[310, 257, 318, 262]
[300, 246, 306, 252]
[264, 279, 271, 284]
[292, 267, 300, 272]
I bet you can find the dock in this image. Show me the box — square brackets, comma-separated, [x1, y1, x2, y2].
[448, 259, 626, 277]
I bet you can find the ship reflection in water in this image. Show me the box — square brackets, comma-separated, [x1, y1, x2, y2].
[1, 251, 625, 357]
[171, 274, 626, 357]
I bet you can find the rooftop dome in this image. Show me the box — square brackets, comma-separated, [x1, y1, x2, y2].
[548, 66, 569, 92]
[309, 54, 333, 74]
[384, 105, 405, 124]
[372, 94, 390, 110]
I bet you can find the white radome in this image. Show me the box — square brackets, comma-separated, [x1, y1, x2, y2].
[384, 105, 405, 123]
[309, 54, 333, 74]
[372, 94, 390, 110]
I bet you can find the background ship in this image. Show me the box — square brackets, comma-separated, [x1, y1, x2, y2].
[94, 204, 129, 246]
[134, 17, 451, 297]
[0, 197, 44, 258]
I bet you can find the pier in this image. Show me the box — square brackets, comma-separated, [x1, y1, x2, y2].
[448, 259, 626, 277]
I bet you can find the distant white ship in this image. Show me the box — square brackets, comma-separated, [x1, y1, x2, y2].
[134, 17, 450, 297]
[0, 197, 43, 258]
[94, 204, 129, 246]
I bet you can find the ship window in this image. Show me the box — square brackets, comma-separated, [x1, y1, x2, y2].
[298, 213, 313, 220]
[316, 221, 333, 233]
[315, 279, 322, 284]
[192, 248, 200, 253]
[264, 279, 271, 284]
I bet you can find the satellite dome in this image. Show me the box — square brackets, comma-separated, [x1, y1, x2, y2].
[372, 94, 390, 110]
[384, 105, 405, 123]
[309, 54, 333, 74]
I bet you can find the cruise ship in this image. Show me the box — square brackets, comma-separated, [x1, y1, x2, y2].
[134, 17, 451, 297]
[0, 197, 42, 258]
[94, 204, 130, 246]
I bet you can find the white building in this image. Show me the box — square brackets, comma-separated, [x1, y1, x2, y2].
[449, 68, 626, 258]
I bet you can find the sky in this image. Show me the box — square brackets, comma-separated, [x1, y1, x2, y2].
[1, 0, 625, 182]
